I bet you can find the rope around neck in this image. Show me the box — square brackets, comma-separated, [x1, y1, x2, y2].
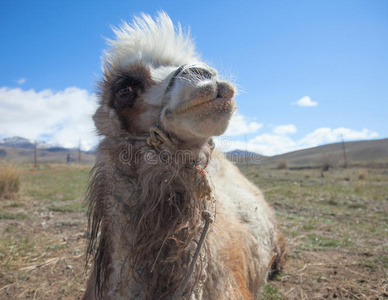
[174, 210, 214, 299]
[121, 126, 178, 153]
[122, 126, 215, 156]
[147, 126, 178, 152]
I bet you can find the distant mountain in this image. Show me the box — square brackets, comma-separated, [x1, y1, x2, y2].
[0, 136, 95, 164]
[0, 137, 35, 149]
[46, 147, 70, 152]
[0, 137, 60, 149]
[226, 149, 261, 157]
[225, 150, 267, 165]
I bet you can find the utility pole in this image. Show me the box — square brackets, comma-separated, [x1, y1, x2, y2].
[341, 135, 347, 168]
[244, 134, 248, 164]
[34, 141, 37, 168]
[78, 140, 81, 164]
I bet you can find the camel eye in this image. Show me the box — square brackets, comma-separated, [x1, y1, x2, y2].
[119, 86, 133, 97]
[111, 76, 144, 110]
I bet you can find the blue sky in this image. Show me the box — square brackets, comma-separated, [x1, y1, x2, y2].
[0, 0, 387, 154]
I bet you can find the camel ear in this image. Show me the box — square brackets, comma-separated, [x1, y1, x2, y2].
[111, 75, 145, 111]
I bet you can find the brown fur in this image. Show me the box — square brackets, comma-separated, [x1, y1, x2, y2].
[84, 89, 287, 299]
[216, 216, 256, 300]
[268, 227, 287, 280]
[85, 138, 215, 299]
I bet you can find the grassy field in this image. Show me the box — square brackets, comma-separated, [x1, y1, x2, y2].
[0, 163, 387, 299]
[0, 164, 90, 299]
[239, 165, 388, 299]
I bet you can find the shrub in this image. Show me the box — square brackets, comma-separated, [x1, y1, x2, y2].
[277, 161, 289, 170]
[358, 170, 367, 180]
[321, 154, 336, 171]
[0, 164, 21, 199]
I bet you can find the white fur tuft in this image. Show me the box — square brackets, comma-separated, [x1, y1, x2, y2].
[104, 11, 200, 69]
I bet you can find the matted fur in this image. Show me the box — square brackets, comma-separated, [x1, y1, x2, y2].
[84, 12, 286, 300]
[86, 139, 214, 299]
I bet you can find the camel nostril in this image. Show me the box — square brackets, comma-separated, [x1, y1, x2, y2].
[217, 82, 235, 99]
[217, 84, 221, 98]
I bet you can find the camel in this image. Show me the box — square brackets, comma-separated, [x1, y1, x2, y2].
[83, 12, 286, 300]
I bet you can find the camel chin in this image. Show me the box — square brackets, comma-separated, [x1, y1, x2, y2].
[163, 66, 237, 140]
[163, 98, 236, 140]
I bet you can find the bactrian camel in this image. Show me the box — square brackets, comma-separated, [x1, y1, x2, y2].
[83, 12, 286, 300]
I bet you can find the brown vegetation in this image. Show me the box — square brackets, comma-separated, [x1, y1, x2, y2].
[358, 170, 368, 180]
[0, 163, 20, 199]
[277, 161, 289, 170]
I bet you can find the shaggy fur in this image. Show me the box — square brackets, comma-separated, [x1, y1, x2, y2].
[83, 12, 286, 300]
[105, 12, 200, 70]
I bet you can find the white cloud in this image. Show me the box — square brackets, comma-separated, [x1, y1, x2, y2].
[299, 127, 379, 148]
[248, 134, 297, 156]
[273, 124, 297, 135]
[16, 78, 26, 85]
[223, 112, 262, 136]
[293, 96, 318, 107]
[215, 133, 298, 156]
[0, 87, 98, 150]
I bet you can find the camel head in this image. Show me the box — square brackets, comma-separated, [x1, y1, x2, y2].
[94, 12, 236, 148]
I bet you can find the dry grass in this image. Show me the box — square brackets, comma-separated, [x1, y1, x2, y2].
[358, 170, 368, 180]
[0, 164, 90, 299]
[1, 164, 387, 299]
[0, 163, 20, 199]
[240, 165, 388, 299]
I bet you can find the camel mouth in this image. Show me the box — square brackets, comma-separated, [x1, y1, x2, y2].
[175, 97, 235, 114]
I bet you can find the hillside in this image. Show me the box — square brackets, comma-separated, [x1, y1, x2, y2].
[265, 138, 388, 168]
[229, 138, 388, 168]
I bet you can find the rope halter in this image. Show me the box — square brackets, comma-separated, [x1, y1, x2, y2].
[147, 126, 178, 152]
[119, 64, 187, 153]
[174, 210, 214, 299]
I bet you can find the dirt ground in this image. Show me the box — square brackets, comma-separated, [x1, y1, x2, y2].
[0, 164, 387, 299]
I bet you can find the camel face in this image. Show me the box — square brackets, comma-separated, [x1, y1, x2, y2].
[161, 63, 236, 140]
[101, 62, 236, 144]
[94, 63, 236, 142]
[94, 12, 236, 146]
